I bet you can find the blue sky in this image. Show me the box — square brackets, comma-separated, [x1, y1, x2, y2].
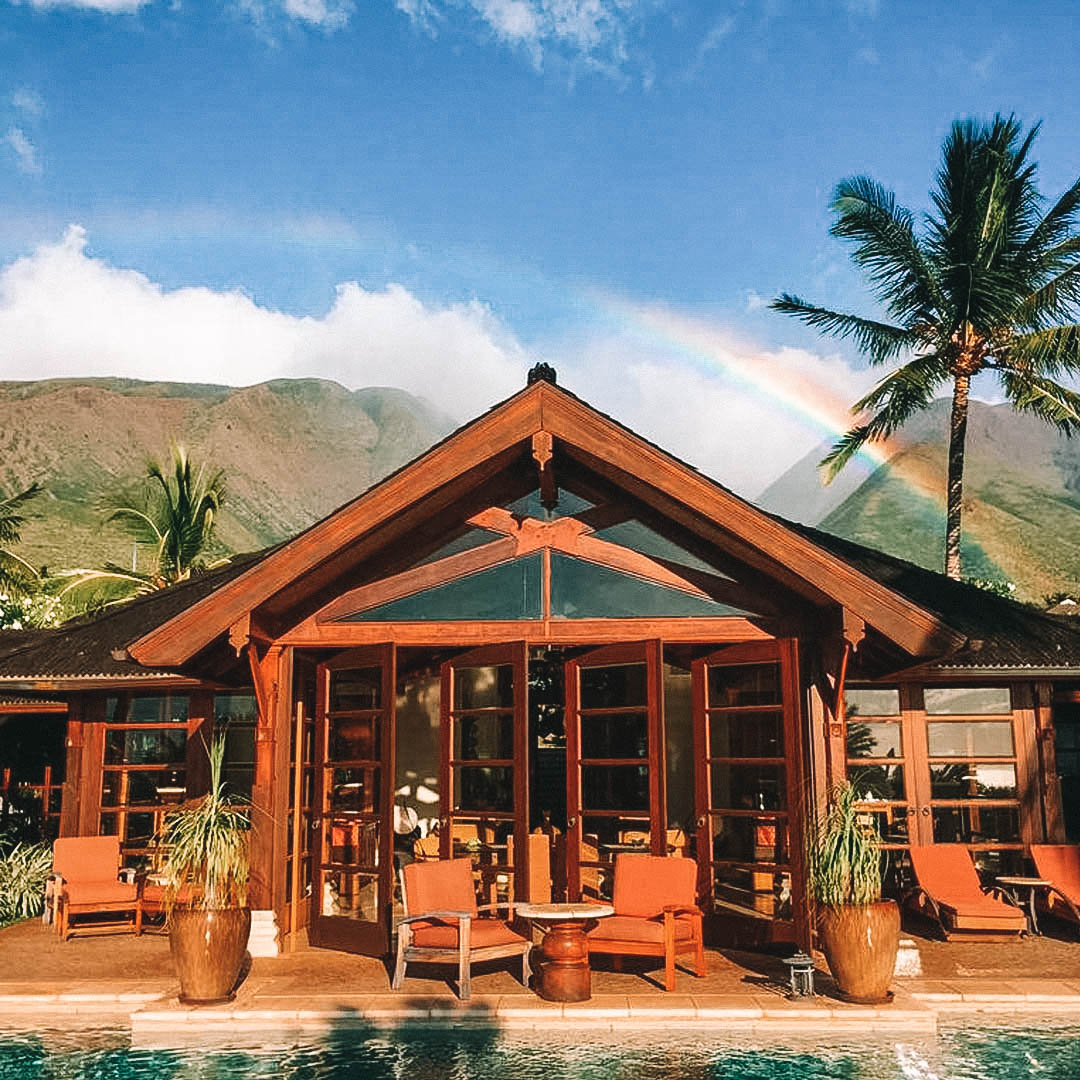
[2, 0, 1080, 495]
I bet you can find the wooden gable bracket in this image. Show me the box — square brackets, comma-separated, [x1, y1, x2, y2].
[842, 608, 866, 652]
[247, 640, 280, 735]
[532, 430, 558, 511]
[228, 612, 274, 657]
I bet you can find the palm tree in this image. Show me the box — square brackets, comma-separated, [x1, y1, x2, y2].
[0, 484, 41, 595]
[61, 445, 226, 604]
[773, 114, 1080, 579]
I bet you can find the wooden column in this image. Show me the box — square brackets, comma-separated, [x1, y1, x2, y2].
[59, 695, 84, 838]
[77, 695, 106, 836]
[780, 637, 813, 953]
[185, 690, 215, 798]
[1013, 682, 1043, 847]
[1035, 680, 1065, 844]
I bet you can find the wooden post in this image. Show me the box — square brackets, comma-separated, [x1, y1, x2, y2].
[185, 690, 215, 798]
[248, 644, 286, 911]
[59, 695, 84, 838]
[1035, 681, 1065, 843]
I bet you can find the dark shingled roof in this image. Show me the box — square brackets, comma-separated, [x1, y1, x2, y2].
[0, 552, 266, 681]
[785, 520, 1080, 671]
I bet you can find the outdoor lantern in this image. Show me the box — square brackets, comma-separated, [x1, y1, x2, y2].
[782, 952, 816, 997]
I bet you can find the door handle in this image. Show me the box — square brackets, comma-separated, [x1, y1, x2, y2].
[311, 818, 322, 830]
[921, 807, 930, 817]
[696, 815, 707, 829]
[567, 816, 578, 830]
[906, 807, 916, 816]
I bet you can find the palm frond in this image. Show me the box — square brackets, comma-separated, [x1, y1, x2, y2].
[997, 368, 1080, 432]
[1003, 323, 1080, 376]
[770, 295, 918, 364]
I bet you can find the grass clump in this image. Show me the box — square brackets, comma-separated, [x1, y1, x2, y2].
[808, 779, 884, 909]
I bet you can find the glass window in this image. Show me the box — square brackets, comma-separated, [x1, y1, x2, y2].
[710, 815, 789, 865]
[927, 722, 1014, 758]
[932, 806, 1021, 844]
[454, 714, 514, 760]
[550, 553, 745, 618]
[101, 769, 185, 807]
[580, 712, 649, 759]
[106, 694, 188, 724]
[849, 765, 905, 801]
[104, 728, 187, 766]
[330, 668, 381, 711]
[857, 808, 909, 845]
[710, 712, 783, 758]
[345, 554, 543, 621]
[924, 687, 1012, 715]
[710, 764, 785, 811]
[416, 527, 505, 567]
[215, 692, 256, 800]
[580, 663, 647, 710]
[453, 766, 514, 813]
[454, 664, 514, 710]
[329, 767, 380, 813]
[708, 663, 781, 708]
[581, 764, 649, 811]
[590, 519, 723, 576]
[330, 716, 380, 761]
[929, 762, 1017, 799]
[846, 689, 901, 717]
[846, 721, 901, 758]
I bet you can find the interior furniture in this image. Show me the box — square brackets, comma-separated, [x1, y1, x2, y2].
[1029, 845, 1080, 932]
[49, 836, 141, 940]
[905, 844, 1027, 940]
[585, 853, 706, 991]
[391, 857, 531, 1001]
[517, 901, 614, 1002]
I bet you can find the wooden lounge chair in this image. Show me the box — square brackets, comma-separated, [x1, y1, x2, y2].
[50, 836, 141, 940]
[1030, 845, 1080, 930]
[391, 857, 531, 1000]
[905, 845, 1027, 941]
[586, 853, 706, 991]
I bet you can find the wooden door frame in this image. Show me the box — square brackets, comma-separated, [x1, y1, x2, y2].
[564, 639, 665, 900]
[310, 643, 396, 955]
[691, 637, 811, 951]
[438, 641, 530, 899]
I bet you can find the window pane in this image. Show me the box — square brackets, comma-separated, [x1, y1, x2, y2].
[124, 812, 157, 846]
[215, 692, 257, 724]
[105, 728, 187, 766]
[330, 716, 379, 761]
[930, 762, 1017, 799]
[924, 687, 1012, 715]
[454, 665, 514, 710]
[454, 713, 514, 760]
[320, 869, 378, 921]
[325, 818, 379, 867]
[855, 808, 909, 845]
[849, 764, 905, 801]
[126, 694, 189, 724]
[101, 769, 185, 807]
[580, 712, 648, 759]
[454, 766, 514, 812]
[846, 689, 900, 717]
[927, 722, 1014, 758]
[710, 814, 788, 865]
[932, 806, 1021, 844]
[846, 721, 901, 759]
[330, 668, 381, 711]
[579, 663, 647, 710]
[710, 711, 783, 758]
[581, 764, 649, 811]
[708, 663, 781, 708]
[710, 764, 785, 811]
[328, 767, 380, 813]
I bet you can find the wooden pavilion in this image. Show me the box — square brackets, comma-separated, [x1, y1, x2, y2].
[3, 366, 1080, 957]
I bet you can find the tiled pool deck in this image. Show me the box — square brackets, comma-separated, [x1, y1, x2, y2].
[2, 919, 1079, 1036]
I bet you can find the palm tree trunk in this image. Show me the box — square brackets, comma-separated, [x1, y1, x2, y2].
[945, 374, 970, 580]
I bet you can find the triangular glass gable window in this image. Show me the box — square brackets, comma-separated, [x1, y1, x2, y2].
[549, 553, 749, 619]
[342, 553, 543, 621]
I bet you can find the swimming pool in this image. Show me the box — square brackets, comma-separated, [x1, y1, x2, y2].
[1, 1023, 1078, 1079]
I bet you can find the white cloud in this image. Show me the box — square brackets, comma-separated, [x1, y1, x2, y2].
[4, 128, 41, 176]
[744, 289, 766, 312]
[10, 0, 148, 11]
[843, 0, 879, 14]
[396, 0, 657, 73]
[0, 226, 526, 419]
[282, 0, 351, 27]
[11, 88, 45, 120]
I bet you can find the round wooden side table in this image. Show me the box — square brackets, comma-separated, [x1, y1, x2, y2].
[517, 902, 614, 1003]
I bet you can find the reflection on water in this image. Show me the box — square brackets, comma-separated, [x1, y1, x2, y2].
[1, 1023, 1079, 1080]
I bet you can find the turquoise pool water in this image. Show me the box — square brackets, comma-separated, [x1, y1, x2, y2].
[2, 1024, 1079, 1079]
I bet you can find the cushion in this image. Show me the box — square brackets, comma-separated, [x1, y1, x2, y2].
[140, 883, 194, 907]
[612, 854, 696, 917]
[910, 845, 991, 904]
[403, 858, 478, 919]
[410, 918, 527, 949]
[53, 837, 122, 883]
[63, 879, 138, 907]
[587, 914, 695, 945]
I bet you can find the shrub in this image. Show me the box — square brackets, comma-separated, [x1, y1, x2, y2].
[0, 841, 52, 926]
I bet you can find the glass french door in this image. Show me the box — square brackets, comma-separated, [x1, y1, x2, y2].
[310, 645, 395, 955]
[565, 641, 666, 901]
[692, 639, 809, 946]
[439, 643, 530, 901]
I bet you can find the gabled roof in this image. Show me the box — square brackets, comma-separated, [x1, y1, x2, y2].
[124, 376, 962, 666]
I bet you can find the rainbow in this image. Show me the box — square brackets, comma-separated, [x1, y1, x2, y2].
[601, 297, 946, 506]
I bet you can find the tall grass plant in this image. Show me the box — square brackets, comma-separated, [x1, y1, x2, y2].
[808, 779, 884, 909]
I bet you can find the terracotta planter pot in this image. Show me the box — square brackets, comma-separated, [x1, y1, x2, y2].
[169, 906, 252, 1005]
[817, 900, 899, 1005]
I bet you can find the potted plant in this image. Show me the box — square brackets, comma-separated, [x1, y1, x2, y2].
[159, 733, 251, 1005]
[808, 780, 899, 1004]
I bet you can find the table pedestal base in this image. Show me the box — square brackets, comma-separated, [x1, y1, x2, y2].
[535, 919, 597, 1003]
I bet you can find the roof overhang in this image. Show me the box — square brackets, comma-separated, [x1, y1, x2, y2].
[128, 380, 965, 667]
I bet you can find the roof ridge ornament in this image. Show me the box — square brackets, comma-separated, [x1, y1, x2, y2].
[527, 362, 557, 386]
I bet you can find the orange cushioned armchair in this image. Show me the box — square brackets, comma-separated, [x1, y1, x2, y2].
[391, 857, 531, 1000]
[586, 853, 706, 991]
[49, 836, 141, 940]
[906, 844, 1027, 940]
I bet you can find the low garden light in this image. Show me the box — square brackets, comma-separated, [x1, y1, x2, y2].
[782, 952, 816, 997]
